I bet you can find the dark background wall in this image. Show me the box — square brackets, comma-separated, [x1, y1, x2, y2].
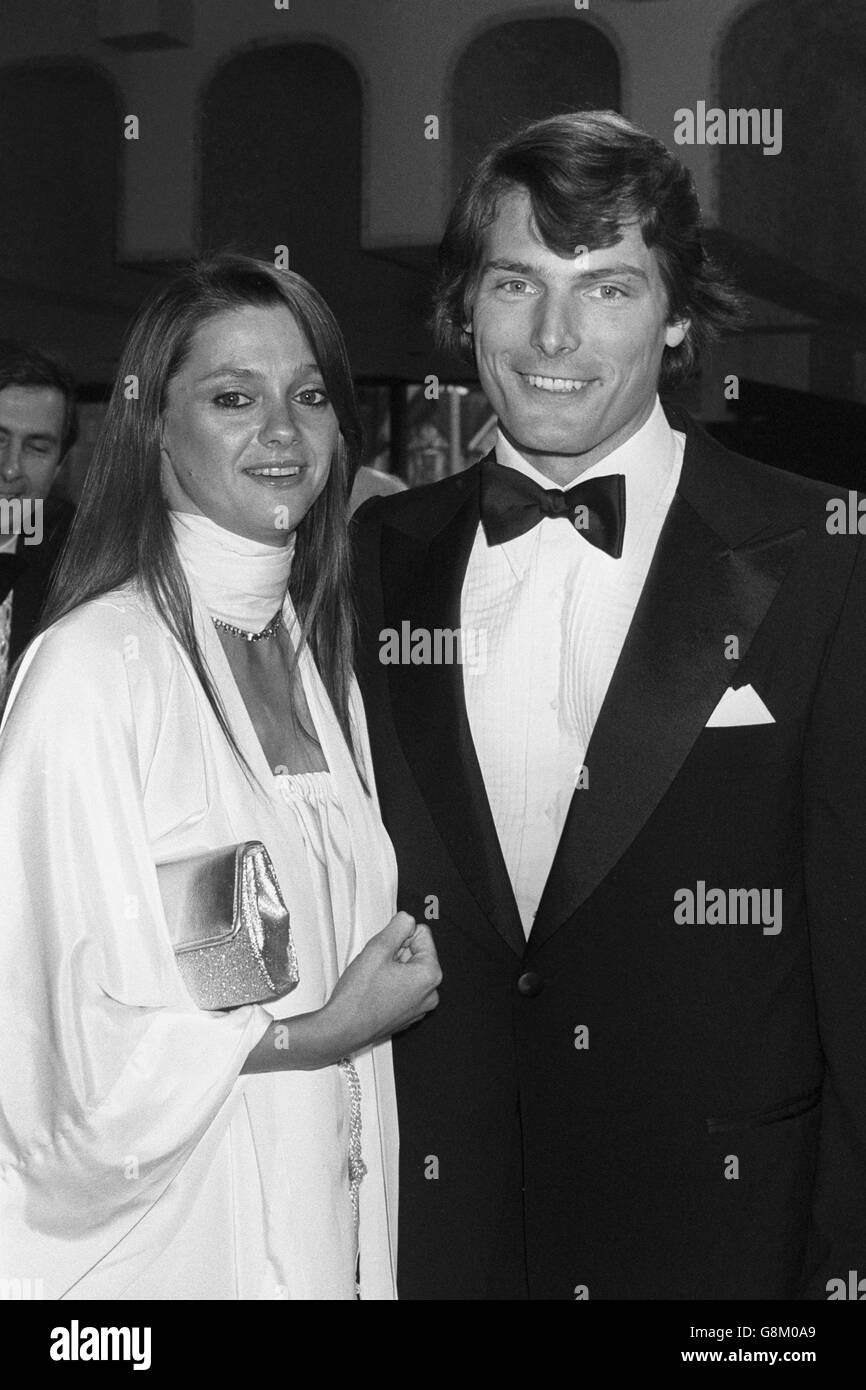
[1, 0, 864, 487]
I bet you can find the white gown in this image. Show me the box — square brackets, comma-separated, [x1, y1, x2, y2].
[0, 579, 400, 1300]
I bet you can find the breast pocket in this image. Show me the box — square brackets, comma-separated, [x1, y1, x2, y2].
[689, 722, 802, 772]
[706, 1084, 822, 1134]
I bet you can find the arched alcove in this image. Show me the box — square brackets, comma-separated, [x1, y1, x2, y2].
[451, 17, 621, 192]
[199, 42, 434, 380]
[0, 61, 122, 298]
[719, 0, 866, 304]
[200, 44, 363, 284]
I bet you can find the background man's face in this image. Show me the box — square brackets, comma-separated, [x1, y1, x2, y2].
[0, 384, 66, 509]
[470, 187, 688, 482]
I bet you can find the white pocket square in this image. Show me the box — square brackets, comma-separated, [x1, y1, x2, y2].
[706, 683, 775, 727]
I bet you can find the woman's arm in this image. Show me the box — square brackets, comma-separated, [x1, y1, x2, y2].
[0, 606, 284, 1294]
[241, 913, 440, 1073]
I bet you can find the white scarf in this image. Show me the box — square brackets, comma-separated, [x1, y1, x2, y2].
[170, 511, 295, 634]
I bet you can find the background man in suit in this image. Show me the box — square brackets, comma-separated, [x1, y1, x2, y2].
[0, 340, 77, 685]
[352, 111, 866, 1299]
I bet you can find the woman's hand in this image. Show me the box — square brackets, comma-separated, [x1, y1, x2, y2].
[241, 912, 441, 1074]
[319, 912, 441, 1059]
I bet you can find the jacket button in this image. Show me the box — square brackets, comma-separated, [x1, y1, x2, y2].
[517, 971, 543, 997]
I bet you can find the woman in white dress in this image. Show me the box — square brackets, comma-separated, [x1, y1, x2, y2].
[0, 254, 440, 1300]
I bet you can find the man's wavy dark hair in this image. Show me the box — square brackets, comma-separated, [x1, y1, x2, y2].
[433, 110, 746, 388]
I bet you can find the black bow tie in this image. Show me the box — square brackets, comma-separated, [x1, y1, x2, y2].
[479, 459, 626, 557]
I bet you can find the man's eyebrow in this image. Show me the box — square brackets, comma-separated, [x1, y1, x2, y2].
[480, 258, 649, 283]
[195, 361, 322, 384]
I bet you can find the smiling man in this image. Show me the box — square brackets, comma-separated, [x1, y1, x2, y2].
[470, 193, 688, 483]
[352, 111, 866, 1299]
[0, 340, 77, 686]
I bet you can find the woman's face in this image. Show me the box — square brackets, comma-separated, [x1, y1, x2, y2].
[160, 302, 338, 545]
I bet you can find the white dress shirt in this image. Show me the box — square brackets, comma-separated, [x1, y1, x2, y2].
[461, 396, 685, 937]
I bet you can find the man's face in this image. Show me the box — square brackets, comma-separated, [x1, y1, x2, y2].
[469, 188, 689, 483]
[0, 385, 66, 513]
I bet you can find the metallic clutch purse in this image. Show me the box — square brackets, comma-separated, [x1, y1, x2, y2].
[157, 841, 299, 1011]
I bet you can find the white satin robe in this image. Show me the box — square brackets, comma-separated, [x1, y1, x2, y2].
[0, 581, 400, 1299]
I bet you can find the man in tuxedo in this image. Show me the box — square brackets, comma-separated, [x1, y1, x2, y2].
[0, 340, 77, 686]
[351, 111, 866, 1299]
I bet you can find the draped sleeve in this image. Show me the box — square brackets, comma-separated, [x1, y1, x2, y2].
[0, 595, 271, 1298]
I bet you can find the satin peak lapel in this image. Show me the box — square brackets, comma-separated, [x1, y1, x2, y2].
[380, 470, 525, 957]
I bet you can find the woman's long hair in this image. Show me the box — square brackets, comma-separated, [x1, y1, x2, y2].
[6, 254, 364, 778]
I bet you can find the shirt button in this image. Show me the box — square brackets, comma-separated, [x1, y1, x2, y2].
[549, 698, 559, 711]
[517, 971, 544, 997]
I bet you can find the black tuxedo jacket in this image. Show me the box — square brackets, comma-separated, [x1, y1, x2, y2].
[0, 497, 74, 666]
[351, 406, 866, 1300]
